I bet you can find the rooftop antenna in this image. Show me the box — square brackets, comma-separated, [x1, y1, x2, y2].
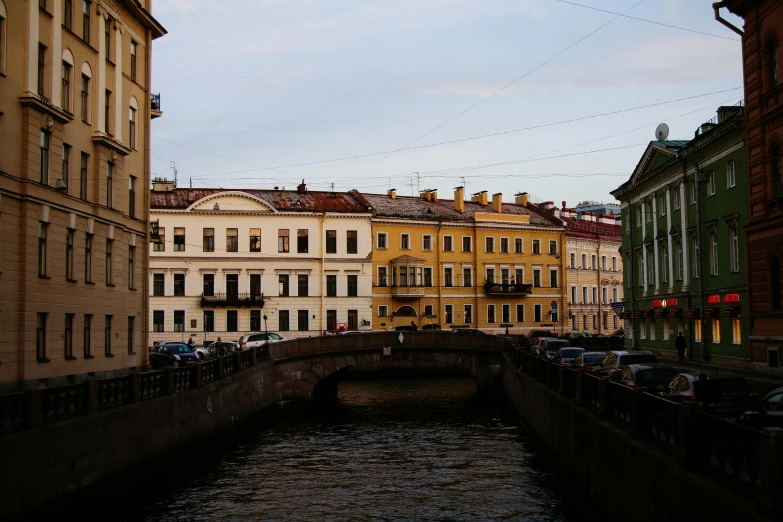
[413, 172, 420, 195]
[171, 162, 178, 188]
[655, 123, 670, 141]
[189, 178, 192, 189]
[410, 176, 415, 197]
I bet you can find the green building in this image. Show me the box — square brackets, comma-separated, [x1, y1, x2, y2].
[611, 104, 748, 364]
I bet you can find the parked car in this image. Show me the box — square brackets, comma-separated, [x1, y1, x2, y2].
[737, 387, 783, 429]
[149, 343, 199, 368]
[618, 364, 677, 392]
[527, 330, 555, 342]
[594, 350, 658, 379]
[238, 332, 292, 350]
[531, 337, 556, 356]
[541, 339, 571, 360]
[571, 351, 607, 371]
[661, 371, 756, 417]
[553, 347, 585, 365]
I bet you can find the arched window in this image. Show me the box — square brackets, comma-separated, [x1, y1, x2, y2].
[80, 62, 92, 123]
[772, 142, 783, 197]
[769, 39, 779, 89]
[771, 255, 781, 312]
[0, 1, 7, 76]
[129, 96, 138, 149]
[62, 49, 74, 112]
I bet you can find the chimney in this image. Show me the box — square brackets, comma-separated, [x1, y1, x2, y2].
[471, 191, 488, 205]
[297, 179, 307, 194]
[562, 200, 567, 210]
[429, 189, 437, 202]
[515, 192, 529, 207]
[388, 188, 396, 199]
[454, 186, 465, 213]
[152, 177, 175, 192]
[187, 190, 195, 203]
[492, 193, 503, 213]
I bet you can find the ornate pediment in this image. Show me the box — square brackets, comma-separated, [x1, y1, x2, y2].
[189, 192, 277, 213]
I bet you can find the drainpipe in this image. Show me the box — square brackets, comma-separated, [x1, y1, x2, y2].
[713, 2, 744, 37]
[685, 157, 707, 361]
[597, 239, 603, 335]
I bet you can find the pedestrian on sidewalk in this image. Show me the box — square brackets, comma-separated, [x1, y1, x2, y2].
[674, 331, 687, 363]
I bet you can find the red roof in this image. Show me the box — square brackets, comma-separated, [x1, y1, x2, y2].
[150, 188, 370, 213]
[566, 219, 622, 241]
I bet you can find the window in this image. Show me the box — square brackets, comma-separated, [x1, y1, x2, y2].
[424, 305, 433, 317]
[38, 222, 47, 277]
[444, 267, 453, 287]
[401, 233, 410, 249]
[128, 245, 135, 289]
[152, 310, 164, 333]
[326, 230, 337, 253]
[549, 240, 557, 255]
[571, 286, 577, 304]
[84, 233, 92, 281]
[226, 274, 238, 297]
[463, 267, 472, 287]
[250, 310, 262, 331]
[726, 161, 735, 189]
[379, 305, 388, 317]
[672, 188, 680, 210]
[657, 194, 665, 216]
[79, 152, 89, 200]
[202, 228, 214, 252]
[694, 319, 702, 343]
[378, 266, 388, 287]
[297, 229, 309, 253]
[126, 175, 137, 218]
[104, 16, 111, 60]
[129, 107, 136, 149]
[104, 315, 112, 356]
[485, 237, 494, 253]
[514, 238, 523, 254]
[729, 226, 739, 273]
[36, 313, 48, 362]
[62, 61, 72, 111]
[569, 253, 575, 268]
[773, 143, 783, 197]
[591, 255, 597, 270]
[601, 256, 607, 271]
[105, 239, 113, 285]
[515, 267, 523, 284]
[463, 236, 472, 252]
[297, 310, 309, 332]
[645, 202, 652, 222]
[247, 228, 260, 252]
[80, 74, 90, 122]
[346, 274, 358, 296]
[732, 317, 741, 344]
[500, 238, 509, 254]
[549, 268, 558, 288]
[250, 274, 262, 297]
[227, 228, 238, 252]
[297, 274, 308, 296]
[707, 171, 715, 196]
[659, 242, 668, 283]
[173, 273, 185, 296]
[203, 274, 214, 297]
[39, 130, 50, 184]
[499, 304, 509, 324]
[534, 304, 542, 323]
[710, 231, 718, 276]
[130, 40, 137, 81]
[172, 227, 185, 252]
[592, 287, 598, 304]
[376, 232, 387, 249]
[533, 268, 541, 288]
[326, 310, 337, 332]
[278, 229, 289, 252]
[770, 38, 778, 88]
[226, 310, 238, 332]
[423, 235, 432, 251]
[581, 254, 587, 269]
[712, 319, 721, 344]
[174, 311, 184, 333]
[501, 268, 510, 284]
[516, 304, 524, 323]
[106, 163, 113, 208]
[612, 256, 617, 272]
[603, 286, 608, 304]
[347, 231, 357, 254]
[60, 228, 74, 281]
[692, 236, 700, 279]
[423, 267, 433, 287]
[582, 286, 588, 304]
[445, 305, 454, 324]
[326, 274, 337, 296]
[464, 304, 472, 324]
[689, 180, 696, 204]
[38, 43, 46, 96]
[636, 206, 642, 226]
[347, 310, 358, 331]
[486, 268, 495, 284]
[65, 314, 74, 358]
[105, 89, 111, 134]
[64, 0, 73, 29]
[127, 318, 135, 354]
[613, 287, 618, 302]
[82, 314, 93, 356]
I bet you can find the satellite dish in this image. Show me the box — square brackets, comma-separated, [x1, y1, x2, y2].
[655, 123, 669, 141]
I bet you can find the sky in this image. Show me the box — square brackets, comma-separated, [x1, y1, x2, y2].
[148, 0, 744, 207]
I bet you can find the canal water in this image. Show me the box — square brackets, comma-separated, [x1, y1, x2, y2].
[122, 376, 576, 521]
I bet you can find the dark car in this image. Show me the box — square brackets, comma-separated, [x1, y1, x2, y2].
[527, 330, 555, 342]
[738, 387, 783, 429]
[594, 350, 658, 379]
[540, 339, 571, 360]
[618, 364, 677, 392]
[662, 371, 757, 417]
[553, 347, 585, 365]
[150, 343, 199, 368]
[572, 351, 607, 371]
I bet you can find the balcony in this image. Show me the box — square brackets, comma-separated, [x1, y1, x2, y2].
[484, 283, 533, 296]
[200, 293, 265, 308]
[151, 93, 162, 119]
[149, 219, 162, 243]
[391, 285, 426, 299]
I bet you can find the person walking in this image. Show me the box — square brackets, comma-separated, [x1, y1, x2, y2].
[187, 336, 196, 350]
[674, 331, 687, 363]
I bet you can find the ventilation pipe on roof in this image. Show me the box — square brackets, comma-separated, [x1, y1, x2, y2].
[514, 192, 529, 207]
[492, 193, 503, 213]
[454, 186, 465, 213]
[388, 188, 396, 199]
[471, 191, 488, 205]
[297, 179, 307, 194]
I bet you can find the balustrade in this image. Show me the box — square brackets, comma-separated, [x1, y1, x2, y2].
[97, 376, 130, 411]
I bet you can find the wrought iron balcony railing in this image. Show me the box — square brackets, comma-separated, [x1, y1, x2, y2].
[484, 283, 533, 296]
[200, 293, 265, 308]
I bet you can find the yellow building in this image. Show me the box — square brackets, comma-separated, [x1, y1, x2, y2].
[363, 188, 567, 333]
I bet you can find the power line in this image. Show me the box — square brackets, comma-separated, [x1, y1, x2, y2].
[347, 0, 648, 177]
[555, 0, 740, 42]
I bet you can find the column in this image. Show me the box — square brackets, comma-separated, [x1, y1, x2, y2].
[680, 180, 690, 291]
[641, 200, 648, 296]
[666, 187, 674, 293]
[652, 196, 660, 295]
[26, 0, 39, 93]
[97, 6, 107, 133]
[51, 0, 63, 106]
[114, 22, 123, 139]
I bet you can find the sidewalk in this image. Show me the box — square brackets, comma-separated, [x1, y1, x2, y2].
[653, 350, 783, 387]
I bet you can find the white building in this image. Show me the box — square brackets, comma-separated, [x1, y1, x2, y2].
[148, 181, 373, 344]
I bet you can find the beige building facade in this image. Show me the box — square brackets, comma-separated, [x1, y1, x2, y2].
[0, 0, 165, 386]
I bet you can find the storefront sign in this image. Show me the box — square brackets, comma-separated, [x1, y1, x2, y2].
[652, 299, 678, 308]
[707, 295, 721, 304]
[723, 294, 740, 303]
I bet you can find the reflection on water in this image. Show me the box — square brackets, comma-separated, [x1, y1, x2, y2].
[134, 376, 574, 521]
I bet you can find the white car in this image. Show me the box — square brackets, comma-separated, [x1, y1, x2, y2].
[238, 332, 292, 350]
